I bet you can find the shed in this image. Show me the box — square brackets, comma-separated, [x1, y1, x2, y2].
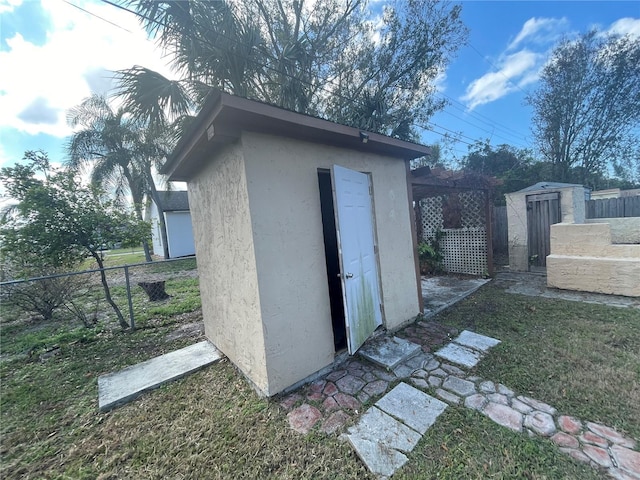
[162, 91, 430, 396]
[148, 190, 196, 258]
[505, 182, 588, 271]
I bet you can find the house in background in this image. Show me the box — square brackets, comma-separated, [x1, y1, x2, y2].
[148, 190, 196, 258]
[161, 91, 429, 397]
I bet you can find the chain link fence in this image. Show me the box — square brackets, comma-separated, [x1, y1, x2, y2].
[0, 257, 200, 330]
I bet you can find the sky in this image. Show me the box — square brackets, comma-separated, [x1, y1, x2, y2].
[0, 0, 639, 176]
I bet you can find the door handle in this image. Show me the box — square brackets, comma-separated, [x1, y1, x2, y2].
[337, 273, 354, 279]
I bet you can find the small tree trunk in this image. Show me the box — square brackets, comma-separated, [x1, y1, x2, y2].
[141, 239, 153, 262]
[93, 252, 129, 329]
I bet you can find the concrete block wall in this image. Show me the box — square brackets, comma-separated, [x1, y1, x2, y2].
[547, 223, 640, 297]
[585, 217, 640, 244]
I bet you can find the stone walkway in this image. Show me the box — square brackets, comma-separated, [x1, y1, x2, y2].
[281, 324, 640, 479]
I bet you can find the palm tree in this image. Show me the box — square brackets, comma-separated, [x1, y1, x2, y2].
[66, 94, 170, 261]
[113, 0, 362, 129]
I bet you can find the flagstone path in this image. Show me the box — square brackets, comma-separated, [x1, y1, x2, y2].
[281, 323, 640, 479]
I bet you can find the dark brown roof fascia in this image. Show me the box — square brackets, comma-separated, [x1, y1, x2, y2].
[163, 91, 431, 182]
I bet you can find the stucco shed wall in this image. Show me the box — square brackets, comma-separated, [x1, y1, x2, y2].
[242, 132, 420, 396]
[187, 142, 269, 393]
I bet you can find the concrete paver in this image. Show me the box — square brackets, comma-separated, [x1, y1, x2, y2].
[434, 342, 482, 368]
[346, 406, 422, 453]
[346, 436, 409, 477]
[375, 383, 448, 435]
[358, 336, 422, 370]
[454, 330, 501, 352]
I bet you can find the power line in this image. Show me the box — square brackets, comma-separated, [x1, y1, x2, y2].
[437, 108, 529, 149]
[61, 0, 133, 33]
[437, 91, 530, 141]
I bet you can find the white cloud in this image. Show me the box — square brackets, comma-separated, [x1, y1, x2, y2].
[508, 17, 568, 50]
[0, 0, 176, 139]
[432, 69, 447, 93]
[0, 0, 22, 14]
[606, 17, 640, 39]
[461, 50, 539, 110]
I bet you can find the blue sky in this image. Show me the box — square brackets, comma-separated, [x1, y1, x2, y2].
[0, 0, 639, 174]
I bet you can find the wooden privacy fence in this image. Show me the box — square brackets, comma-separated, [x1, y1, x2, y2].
[492, 206, 508, 252]
[586, 196, 640, 218]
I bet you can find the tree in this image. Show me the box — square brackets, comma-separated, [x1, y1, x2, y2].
[115, 0, 467, 141]
[527, 31, 640, 187]
[0, 151, 150, 328]
[67, 94, 171, 260]
[461, 140, 552, 205]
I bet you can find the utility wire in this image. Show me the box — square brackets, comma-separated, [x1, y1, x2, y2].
[436, 92, 530, 141]
[61, 0, 133, 33]
[98, 0, 523, 154]
[438, 109, 529, 149]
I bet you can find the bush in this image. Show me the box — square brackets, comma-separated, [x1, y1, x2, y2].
[418, 230, 445, 274]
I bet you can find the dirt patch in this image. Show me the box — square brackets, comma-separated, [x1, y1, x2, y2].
[165, 321, 205, 342]
[163, 310, 205, 342]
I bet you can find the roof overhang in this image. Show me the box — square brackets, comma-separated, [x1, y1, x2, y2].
[162, 90, 431, 182]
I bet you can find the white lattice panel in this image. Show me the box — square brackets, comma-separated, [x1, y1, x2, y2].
[441, 228, 488, 276]
[420, 196, 443, 233]
[459, 191, 485, 228]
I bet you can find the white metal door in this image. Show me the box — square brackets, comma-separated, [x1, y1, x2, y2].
[331, 165, 383, 354]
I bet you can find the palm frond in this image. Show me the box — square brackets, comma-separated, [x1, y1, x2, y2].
[114, 66, 193, 127]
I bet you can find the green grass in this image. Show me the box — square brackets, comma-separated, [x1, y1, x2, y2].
[1, 282, 637, 479]
[435, 284, 640, 441]
[396, 407, 601, 479]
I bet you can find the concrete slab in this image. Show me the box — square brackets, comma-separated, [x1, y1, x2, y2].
[454, 330, 501, 352]
[422, 276, 490, 317]
[375, 382, 448, 435]
[495, 272, 640, 310]
[98, 341, 222, 411]
[434, 343, 482, 368]
[346, 406, 422, 453]
[345, 435, 408, 477]
[359, 336, 422, 370]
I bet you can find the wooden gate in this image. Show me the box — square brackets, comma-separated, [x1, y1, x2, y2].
[526, 192, 561, 268]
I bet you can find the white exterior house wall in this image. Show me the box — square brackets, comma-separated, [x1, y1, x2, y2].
[149, 200, 164, 256]
[165, 211, 196, 257]
[149, 199, 196, 258]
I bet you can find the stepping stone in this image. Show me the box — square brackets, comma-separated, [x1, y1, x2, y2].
[359, 336, 422, 370]
[454, 330, 501, 352]
[442, 376, 476, 397]
[288, 404, 322, 434]
[375, 382, 447, 435]
[346, 435, 409, 477]
[345, 407, 422, 477]
[346, 406, 422, 453]
[98, 341, 222, 411]
[434, 343, 482, 368]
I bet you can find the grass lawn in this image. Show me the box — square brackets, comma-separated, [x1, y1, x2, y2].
[434, 284, 640, 441]
[1, 282, 638, 479]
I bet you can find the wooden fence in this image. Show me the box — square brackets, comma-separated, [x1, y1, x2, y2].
[492, 206, 508, 252]
[491, 197, 639, 253]
[586, 196, 640, 218]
